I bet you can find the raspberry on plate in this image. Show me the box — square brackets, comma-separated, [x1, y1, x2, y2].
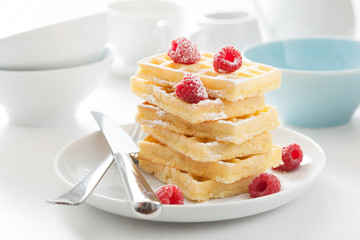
[248, 173, 281, 198]
[175, 73, 208, 103]
[213, 45, 242, 73]
[167, 36, 201, 64]
[155, 185, 184, 205]
[274, 143, 303, 171]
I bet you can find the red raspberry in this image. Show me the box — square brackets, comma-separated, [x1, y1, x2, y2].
[213, 45, 242, 73]
[175, 73, 208, 103]
[274, 143, 303, 171]
[167, 36, 201, 64]
[248, 173, 281, 198]
[155, 185, 184, 205]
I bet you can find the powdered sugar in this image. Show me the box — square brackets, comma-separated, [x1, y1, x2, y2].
[156, 108, 166, 117]
[202, 112, 227, 121]
[200, 141, 219, 146]
[270, 155, 314, 191]
[215, 135, 238, 143]
[217, 115, 255, 126]
[138, 102, 157, 109]
[142, 94, 156, 105]
[151, 120, 168, 127]
[217, 119, 239, 126]
[196, 97, 222, 106]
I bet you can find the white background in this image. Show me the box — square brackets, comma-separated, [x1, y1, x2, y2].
[0, 0, 360, 239]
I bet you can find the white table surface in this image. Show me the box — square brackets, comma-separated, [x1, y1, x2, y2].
[1, 0, 360, 239]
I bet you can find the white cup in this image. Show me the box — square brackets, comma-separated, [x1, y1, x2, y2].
[253, 0, 356, 40]
[190, 11, 262, 52]
[108, 0, 183, 66]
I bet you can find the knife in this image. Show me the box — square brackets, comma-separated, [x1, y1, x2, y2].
[91, 111, 162, 218]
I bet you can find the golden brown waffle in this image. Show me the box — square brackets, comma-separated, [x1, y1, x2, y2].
[131, 76, 265, 124]
[136, 52, 281, 102]
[142, 125, 273, 162]
[138, 136, 282, 183]
[139, 159, 256, 202]
[136, 102, 280, 144]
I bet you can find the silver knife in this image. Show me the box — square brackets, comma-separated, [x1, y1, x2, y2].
[91, 111, 162, 218]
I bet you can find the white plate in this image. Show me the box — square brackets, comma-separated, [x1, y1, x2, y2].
[54, 124, 325, 222]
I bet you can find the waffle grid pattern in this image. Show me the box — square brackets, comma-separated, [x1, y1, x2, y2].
[143, 52, 275, 81]
[137, 52, 281, 101]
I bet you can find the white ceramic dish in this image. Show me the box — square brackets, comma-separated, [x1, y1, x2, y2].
[54, 124, 325, 222]
[0, 12, 107, 70]
[190, 11, 261, 52]
[0, 46, 114, 127]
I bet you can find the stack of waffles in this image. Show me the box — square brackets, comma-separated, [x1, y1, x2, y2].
[131, 52, 283, 202]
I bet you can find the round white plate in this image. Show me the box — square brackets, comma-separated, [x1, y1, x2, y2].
[54, 124, 325, 222]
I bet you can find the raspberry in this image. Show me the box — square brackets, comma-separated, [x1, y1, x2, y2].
[248, 173, 281, 198]
[167, 36, 201, 64]
[213, 45, 242, 73]
[175, 73, 208, 103]
[274, 143, 303, 171]
[155, 185, 184, 205]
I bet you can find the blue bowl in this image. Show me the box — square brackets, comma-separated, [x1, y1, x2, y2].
[244, 38, 360, 127]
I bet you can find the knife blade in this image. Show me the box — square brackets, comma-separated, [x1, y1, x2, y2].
[91, 111, 162, 218]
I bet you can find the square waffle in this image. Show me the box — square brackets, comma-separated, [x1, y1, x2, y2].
[142, 124, 273, 162]
[136, 52, 281, 102]
[139, 159, 257, 202]
[136, 102, 280, 144]
[131, 76, 265, 124]
[138, 136, 282, 184]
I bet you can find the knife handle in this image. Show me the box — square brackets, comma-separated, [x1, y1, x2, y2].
[114, 152, 162, 218]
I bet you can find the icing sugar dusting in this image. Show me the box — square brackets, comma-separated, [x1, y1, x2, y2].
[143, 94, 156, 105]
[201, 141, 219, 146]
[217, 119, 239, 126]
[156, 108, 166, 117]
[152, 120, 168, 127]
[203, 112, 227, 121]
[196, 98, 222, 106]
[271, 155, 314, 190]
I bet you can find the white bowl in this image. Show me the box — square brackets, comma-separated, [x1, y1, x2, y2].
[0, 46, 114, 127]
[0, 12, 108, 70]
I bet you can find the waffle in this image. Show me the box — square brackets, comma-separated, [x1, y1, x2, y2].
[139, 159, 256, 202]
[136, 52, 281, 102]
[138, 136, 282, 184]
[131, 76, 265, 124]
[142, 125, 273, 162]
[136, 103, 280, 144]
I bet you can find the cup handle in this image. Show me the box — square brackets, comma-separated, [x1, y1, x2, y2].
[154, 19, 171, 53]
